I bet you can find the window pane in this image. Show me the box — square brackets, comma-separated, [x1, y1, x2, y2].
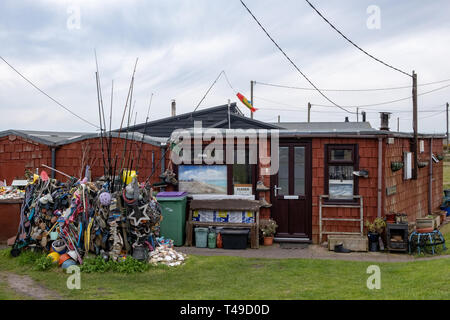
[294, 147, 305, 195]
[331, 149, 352, 161]
[278, 147, 289, 196]
[329, 165, 353, 199]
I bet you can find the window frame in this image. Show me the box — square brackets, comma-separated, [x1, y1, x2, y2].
[174, 140, 257, 195]
[324, 144, 359, 203]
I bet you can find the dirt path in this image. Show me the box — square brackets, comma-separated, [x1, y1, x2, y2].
[0, 271, 62, 300]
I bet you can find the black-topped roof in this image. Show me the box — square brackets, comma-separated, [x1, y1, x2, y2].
[122, 103, 279, 137]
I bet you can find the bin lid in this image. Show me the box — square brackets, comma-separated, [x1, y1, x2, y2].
[195, 227, 209, 232]
[157, 191, 187, 197]
[156, 191, 187, 201]
[220, 228, 250, 235]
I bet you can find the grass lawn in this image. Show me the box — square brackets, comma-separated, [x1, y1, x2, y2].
[0, 249, 449, 300]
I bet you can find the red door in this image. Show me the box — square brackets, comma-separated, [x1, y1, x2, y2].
[271, 141, 312, 241]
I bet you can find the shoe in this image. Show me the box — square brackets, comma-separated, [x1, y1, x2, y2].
[334, 243, 351, 253]
[259, 197, 272, 208]
[256, 180, 270, 191]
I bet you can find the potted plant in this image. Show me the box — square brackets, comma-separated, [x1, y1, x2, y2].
[365, 218, 386, 252]
[260, 219, 278, 246]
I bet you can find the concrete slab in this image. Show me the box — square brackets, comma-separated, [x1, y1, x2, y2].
[327, 235, 368, 252]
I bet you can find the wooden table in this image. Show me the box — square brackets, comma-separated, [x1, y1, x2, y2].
[185, 199, 261, 249]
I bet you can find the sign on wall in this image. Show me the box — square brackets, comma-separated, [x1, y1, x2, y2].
[234, 184, 253, 195]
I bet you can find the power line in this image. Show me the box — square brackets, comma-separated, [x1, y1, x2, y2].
[255, 77, 450, 92]
[313, 83, 450, 108]
[304, 0, 411, 77]
[239, 0, 355, 115]
[257, 104, 445, 115]
[0, 55, 100, 129]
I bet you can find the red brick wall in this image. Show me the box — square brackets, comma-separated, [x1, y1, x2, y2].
[384, 137, 443, 221]
[0, 134, 164, 186]
[311, 138, 379, 243]
[0, 134, 52, 184]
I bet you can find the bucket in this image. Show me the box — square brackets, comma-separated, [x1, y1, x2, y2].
[50, 231, 58, 241]
[194, 227, 208, 248]
[208, 230, 217, 249]
[367, 233, 380, 252]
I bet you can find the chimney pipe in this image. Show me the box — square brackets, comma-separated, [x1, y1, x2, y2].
[379, 112, 391, 131]
[361, 111, 366, 122]
[171, 99, 176, 117]
[345, 117, 349, 122]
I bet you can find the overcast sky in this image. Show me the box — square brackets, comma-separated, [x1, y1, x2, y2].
[1, 0, 449, 133]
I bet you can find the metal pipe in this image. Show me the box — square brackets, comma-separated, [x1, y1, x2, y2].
[429, 138, 433, 214]
[50, 147, 56, 179]
[377, 137, 383, 218]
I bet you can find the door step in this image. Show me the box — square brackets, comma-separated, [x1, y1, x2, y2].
[274, 237, 311, 243]
[279, 242, 309, 249]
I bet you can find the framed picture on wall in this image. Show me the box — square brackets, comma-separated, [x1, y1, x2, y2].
[178, 165, 227, 194]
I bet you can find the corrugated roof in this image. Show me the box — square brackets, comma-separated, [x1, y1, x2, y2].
[270, 121, 374, 132]
[0, 129, 167, 147]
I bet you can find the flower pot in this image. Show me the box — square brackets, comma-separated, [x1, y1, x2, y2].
[263, 236, 274, 246]
[367, 232, 380, 252]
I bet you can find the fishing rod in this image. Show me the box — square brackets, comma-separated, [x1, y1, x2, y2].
[95, 51, 111, 179]
[95, 70, 108, 179]
[109, 80, 114, 179]
[117, 58, 138, 139]
[41, 164, 76, 180]
[124, 110, 138, 189]
[136, 93, 153, 175]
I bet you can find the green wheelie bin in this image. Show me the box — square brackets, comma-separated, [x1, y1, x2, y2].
[156, 191, 188, 246]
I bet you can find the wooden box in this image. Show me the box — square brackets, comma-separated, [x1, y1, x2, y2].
[415, 218, 434, 230]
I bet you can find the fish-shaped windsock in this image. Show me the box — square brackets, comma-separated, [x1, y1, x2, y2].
[237, 92, 257, 113]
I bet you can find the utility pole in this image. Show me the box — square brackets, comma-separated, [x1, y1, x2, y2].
[356, 107, 359, 122]
[412, 71, 418, 179]
[307, 102, 311, 123]
[446, 102, 449, 150]
[250, 80, 254, 119]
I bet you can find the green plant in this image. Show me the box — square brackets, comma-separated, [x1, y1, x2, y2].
[80, 255, 150, 274]
[260, 219, 278, 237]
[365, 217, 386, 234]
[34, 255, 54, 271]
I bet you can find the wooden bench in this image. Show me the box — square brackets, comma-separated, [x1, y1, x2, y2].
[185, 199, 261, 249]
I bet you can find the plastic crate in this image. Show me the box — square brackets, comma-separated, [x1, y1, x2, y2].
[220, 228, 250, 249]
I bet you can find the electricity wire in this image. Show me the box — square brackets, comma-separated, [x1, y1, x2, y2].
[239, 0, 355, 115]
[254, 77, 450, 92]
[304, 0, 411, 77]
[0, 55, 100, 129]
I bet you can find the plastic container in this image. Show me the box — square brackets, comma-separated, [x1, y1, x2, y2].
[221, 228, 250, 249]
[195, 227, 208, 248]
[156, 192, 188, 246]
[208, 229, 217, 249]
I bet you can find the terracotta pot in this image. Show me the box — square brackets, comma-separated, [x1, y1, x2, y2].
[263, 236, 274, 246]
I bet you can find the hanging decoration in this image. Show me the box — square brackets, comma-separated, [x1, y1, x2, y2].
[237, 92, 257, 113]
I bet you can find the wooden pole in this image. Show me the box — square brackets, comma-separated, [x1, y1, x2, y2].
[412, 71, 418, 179]
[307, 102, 311, 123]
[446, 102, 449, 150]
[250, 80, 254, 119]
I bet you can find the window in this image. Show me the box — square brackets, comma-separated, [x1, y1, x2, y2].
[325, 145, 358, 200]
[176, 142, 256, 195]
